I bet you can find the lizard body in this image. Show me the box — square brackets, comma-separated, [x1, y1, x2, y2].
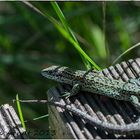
[41, 65, 140, 109]
[40, 65, 140, 134]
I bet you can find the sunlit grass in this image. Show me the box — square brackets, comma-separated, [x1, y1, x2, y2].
[16, 94, 26, 130]
[112, 42, 140, 64]
[22, 1, 101, 70]
[0, 2, 140, 138]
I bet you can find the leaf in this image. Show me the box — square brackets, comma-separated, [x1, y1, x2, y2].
[112, 42, 140, 65]
[33, 114, 49, 121]
[22, 1, 101, 70]
[16, 94, 26, 130]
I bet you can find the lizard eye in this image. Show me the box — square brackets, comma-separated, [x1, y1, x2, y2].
[47, 71, 54, 76]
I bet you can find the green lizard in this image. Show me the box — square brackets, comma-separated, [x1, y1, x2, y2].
[17, 66, 140, 135]
[41, 65, 140, 110]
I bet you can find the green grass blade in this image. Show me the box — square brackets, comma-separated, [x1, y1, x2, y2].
[24, 114, 49, 123]
[51, 2, 94, 69]
[33, 114, 49, 121]
[112, 5, 131, 51]
[112, 42, 140, 65]
[90, 24, 107, 59]
[51, 2, 78, 43]
[55, 24, 101, 70]
[16, 94, 26, 130]
[22, 1, 101, 70]
[50, 2, 91, 69]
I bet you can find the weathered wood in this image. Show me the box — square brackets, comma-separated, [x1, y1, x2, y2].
[48, 58, 140, 139]
[0, 104, 27, 139]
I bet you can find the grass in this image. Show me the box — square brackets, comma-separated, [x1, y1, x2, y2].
[16, 94, 26, 130]
[0, 1, 140, 138]
[112, 42, 140, 64]
[23, 1, 101, 70]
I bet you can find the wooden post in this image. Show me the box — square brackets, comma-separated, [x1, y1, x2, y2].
[0, 104, 27, 139]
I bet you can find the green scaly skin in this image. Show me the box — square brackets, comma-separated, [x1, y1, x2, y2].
[41, 65, 140, 110]
[40, 65, 140, 134]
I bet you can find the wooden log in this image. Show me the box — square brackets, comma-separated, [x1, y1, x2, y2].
[0, 104, 27, 139]
[48, 58, 140, 139]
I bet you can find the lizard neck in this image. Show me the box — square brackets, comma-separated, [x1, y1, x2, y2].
[42, 66, 86, 85]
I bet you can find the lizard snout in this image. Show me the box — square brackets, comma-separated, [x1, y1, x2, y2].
[41, 66, 58, 76]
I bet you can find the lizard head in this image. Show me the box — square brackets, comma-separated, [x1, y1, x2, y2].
[41, 65, 77, 85]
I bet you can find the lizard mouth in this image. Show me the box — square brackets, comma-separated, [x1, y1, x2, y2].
[41, 65, 70, 80]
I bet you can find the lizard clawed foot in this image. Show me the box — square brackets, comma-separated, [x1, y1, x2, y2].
[130, 95, 140, 112]
[49, 97, 54, 102]
[59, 92, 71, 99]
[59, 83, 81, 99]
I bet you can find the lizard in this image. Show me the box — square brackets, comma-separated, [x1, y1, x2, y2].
[37, 65, 140, 134]
[41, 65, 140, 110]
[17, 99, 140, 135]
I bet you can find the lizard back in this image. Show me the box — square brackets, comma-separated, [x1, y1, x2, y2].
[42, 65, 140, 100]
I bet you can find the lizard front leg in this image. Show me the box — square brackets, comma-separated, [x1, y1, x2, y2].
[129, 95, 140, 111]
[60, 83, 80, 98]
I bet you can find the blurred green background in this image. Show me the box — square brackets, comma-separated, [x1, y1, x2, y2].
[0, 1, 140, 138]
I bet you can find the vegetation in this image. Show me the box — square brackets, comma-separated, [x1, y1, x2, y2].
[0, 1, 140, 138]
